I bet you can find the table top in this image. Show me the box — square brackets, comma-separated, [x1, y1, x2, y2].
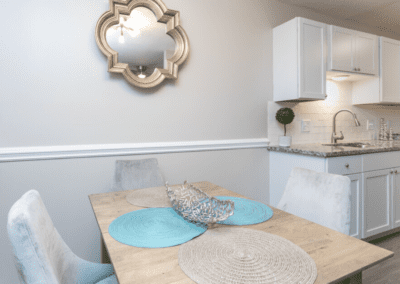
[89, 181, 393, 284]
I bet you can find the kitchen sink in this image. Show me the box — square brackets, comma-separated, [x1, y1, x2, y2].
[321, 142, 373, 148]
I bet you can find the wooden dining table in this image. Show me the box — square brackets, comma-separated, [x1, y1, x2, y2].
[89, 181, 394, 284]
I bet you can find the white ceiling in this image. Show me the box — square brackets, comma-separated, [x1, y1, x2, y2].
[277, 0, 400, 36]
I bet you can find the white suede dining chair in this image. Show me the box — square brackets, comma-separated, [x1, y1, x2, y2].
[7, 190, 118, 284]
[111, 158, 165, 192]
[277, 167, 351, 235]
[101, 158, 166, 264]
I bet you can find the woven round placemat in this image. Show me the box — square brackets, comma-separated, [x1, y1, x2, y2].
[126, 186, 172, 208]
[109, 208, 207, 248]
[179, 227, 317, 284]
[215, 196, 273, 225]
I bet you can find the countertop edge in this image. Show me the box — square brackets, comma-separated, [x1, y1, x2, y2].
[267, 144, 400, 157]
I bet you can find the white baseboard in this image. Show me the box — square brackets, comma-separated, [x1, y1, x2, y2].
[0, 139, 270, 162]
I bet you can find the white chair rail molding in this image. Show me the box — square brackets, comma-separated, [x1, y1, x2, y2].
[0, 139, 270, 162]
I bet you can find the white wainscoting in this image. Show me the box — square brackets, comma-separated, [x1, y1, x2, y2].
[0, 139, 270, 162]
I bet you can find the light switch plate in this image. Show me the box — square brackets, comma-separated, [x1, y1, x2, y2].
[301, 119, 311, 132]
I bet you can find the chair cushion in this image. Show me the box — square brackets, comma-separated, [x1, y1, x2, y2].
[96, 274, 118, 284]
[277, 167, 351, 235]
[76, 259, 115, 284]
[7, 190, 115, 284]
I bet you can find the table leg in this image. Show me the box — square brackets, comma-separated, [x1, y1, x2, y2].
[336, 272, 362, 284]
[100, 235, 111, 264]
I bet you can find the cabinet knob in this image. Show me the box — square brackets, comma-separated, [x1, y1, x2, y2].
[353, 68, 357, 71]
[391, 170, 394, 174]
[345, 163, 349, 168]
[358, 68, 361, 71]
[396, 170, 398, 174]
[325, 94, 328, 98]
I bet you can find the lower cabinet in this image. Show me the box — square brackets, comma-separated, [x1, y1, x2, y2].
[363, 169, 391, 238]
[347, 174, 363, 239]
[362, 167, 400, 238]
[269, 151, 400, 239]
[391, 167, 400, 229]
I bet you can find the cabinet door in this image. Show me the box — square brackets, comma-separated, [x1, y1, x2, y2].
[355, 32, 379, 75]
[328, 25, 355, 72]
[298, 18, 326, 100]
[363, 169, 392, 238]
[380, 37, 400, 103]
[346, 174, 362, 239]
[392, 167, 400, 229]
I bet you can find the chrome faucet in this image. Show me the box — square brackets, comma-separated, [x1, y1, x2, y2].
[332, 109, 361, 143]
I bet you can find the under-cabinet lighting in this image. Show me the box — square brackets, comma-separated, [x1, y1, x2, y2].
[331, 75, 350, 81]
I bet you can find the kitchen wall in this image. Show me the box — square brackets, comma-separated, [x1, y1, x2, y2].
[268, 80, 400, 145]
[3, 0, 400, 282]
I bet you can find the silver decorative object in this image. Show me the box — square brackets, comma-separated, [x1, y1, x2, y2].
[383, 123, 388, 141]
[165, 181, 234, 224]
[379, 118, 387, 141]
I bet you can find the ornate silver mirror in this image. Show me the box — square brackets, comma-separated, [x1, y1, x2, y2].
[95, 0, 189, 88]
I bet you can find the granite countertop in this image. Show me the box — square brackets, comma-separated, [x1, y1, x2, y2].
[267, 140, 400, 157]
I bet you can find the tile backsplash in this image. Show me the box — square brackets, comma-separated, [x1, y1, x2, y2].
[268, 80, 400, 146]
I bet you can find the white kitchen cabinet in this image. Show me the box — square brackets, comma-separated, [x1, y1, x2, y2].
[328, 25, 378, 75]
[353, 37, 400, 104]
[269, 152, 362, 238]
[347, 173, 363, 239]
[380, 37, 400, 103]
[328, 26, 354, 73]
[273, 17, 327, 102]
[355, 32, 379, 75]
[269, 150, 400, 240]
[392, 167, 400, 229]
[363, 169, 391, 238]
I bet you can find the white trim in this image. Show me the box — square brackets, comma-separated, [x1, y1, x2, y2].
[0, 139, 270, 162]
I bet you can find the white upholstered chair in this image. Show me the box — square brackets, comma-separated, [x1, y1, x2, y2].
[276, 167, 351, 235]
[101, 158, 166, 263]
[7, 190, 118, 284]
[111, 158, 165, 192]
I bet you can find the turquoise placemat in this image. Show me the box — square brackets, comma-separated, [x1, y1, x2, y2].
[215, 196, 273, 225]
[109, 208, 207, 248]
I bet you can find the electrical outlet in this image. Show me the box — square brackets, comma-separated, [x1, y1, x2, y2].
[367, 120, 374, 130]
[301, 119, 311, 132]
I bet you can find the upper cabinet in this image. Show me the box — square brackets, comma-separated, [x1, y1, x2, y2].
[328, 26, 379, 76]
[353, 37, 400, 104]
[380, 37, 400, 104]
[273, 17, 327, 102]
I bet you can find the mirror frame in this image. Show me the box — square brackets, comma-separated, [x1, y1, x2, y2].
[95, 0, 189, 88]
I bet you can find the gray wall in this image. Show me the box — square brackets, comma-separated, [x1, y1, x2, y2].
[0, 0, 272, 282]
[1, 0, 395, 282]
[0, 0, 271, 147]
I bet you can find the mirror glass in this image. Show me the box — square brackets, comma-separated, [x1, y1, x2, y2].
[106, 7, 176, 78]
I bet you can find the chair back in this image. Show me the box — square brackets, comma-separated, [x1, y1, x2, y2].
[7, 190, 75, 283]
[277, 167, 351, 235]
[112, 158, 165, 192]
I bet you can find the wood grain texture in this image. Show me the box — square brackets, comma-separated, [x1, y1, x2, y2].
[95, 0, 189, 88]
[89, 181, 394, 284]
